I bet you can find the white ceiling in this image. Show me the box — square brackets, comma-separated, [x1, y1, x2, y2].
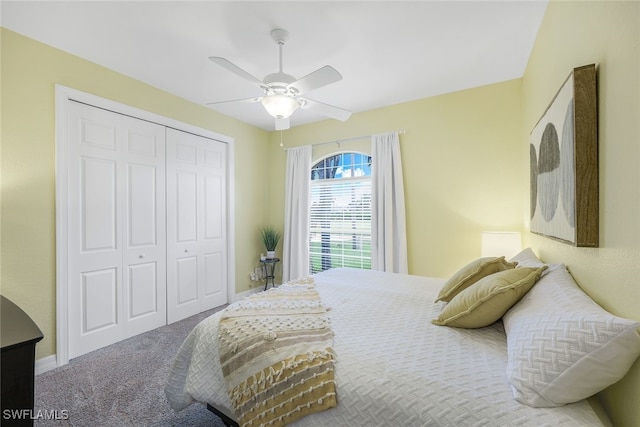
[1, 1, 548, 131]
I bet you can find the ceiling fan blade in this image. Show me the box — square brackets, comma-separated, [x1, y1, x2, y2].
[205, 97, 262, 106]
[209, 57, 267, 89]
[275, 117, 290, 131]
[300, 98, 352, 121]
[288, 66, 342, 95]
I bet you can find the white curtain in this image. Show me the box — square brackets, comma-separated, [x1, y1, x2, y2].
[282, 145, 312, 282]
[371, 131, 408, 273]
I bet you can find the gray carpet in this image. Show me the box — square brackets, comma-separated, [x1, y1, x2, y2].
[35, 307, 228, 426]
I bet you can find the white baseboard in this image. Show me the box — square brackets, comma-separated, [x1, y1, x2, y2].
[231, 285, 266, 302]
[35, 355, 58, 375]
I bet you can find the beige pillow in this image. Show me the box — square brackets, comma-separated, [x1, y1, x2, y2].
[435, 257, 518, 302]
[432, 266, 547, 328]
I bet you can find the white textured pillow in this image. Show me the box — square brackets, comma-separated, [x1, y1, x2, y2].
[503, 265, 640, 407]
[509, 247, 545, 268]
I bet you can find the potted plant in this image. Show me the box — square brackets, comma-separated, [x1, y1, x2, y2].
[261, 226, 281, 259]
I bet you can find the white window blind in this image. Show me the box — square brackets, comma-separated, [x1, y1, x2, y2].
[309, 172, 371, 274]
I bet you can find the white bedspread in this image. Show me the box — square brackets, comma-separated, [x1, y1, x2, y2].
[165, 268, 603, 426]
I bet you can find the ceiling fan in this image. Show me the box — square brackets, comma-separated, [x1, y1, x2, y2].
[207, 28, 352, 130]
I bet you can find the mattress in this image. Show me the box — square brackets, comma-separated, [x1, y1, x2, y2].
[165, 267, 603, 426]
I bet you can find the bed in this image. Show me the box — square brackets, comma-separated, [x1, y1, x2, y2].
[165, 251, 640, 426]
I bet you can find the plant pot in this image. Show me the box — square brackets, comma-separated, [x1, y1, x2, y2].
[266, 251, 276, 259]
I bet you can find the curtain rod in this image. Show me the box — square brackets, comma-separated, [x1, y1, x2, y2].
[282, 129, 406, 150]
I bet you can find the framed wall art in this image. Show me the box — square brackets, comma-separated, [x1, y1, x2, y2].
[529, 64, 598, 247]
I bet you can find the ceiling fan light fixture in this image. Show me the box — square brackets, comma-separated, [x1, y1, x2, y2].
[261, 94, 299, 119]
[209, 28, 351, 129]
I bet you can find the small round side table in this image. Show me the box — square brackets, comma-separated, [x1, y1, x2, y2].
[260, 257, 280, 290]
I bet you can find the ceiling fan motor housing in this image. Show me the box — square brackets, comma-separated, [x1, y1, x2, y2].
[263, 73, 298, 97]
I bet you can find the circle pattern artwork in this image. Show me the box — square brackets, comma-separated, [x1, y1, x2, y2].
[537, 123, 561, 222]
[530, 144, 538, 220]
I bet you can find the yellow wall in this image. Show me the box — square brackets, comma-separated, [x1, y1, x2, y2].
[267, 78, 523, 279]
[0, 29, 269, 360]
[3, 2, 639, 422]
[521, 2, 640, 426]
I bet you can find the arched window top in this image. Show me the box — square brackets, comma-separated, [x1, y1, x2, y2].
[311, 152, 372, 181]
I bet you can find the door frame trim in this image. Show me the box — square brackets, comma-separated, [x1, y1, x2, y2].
[55, 84, 236, 366]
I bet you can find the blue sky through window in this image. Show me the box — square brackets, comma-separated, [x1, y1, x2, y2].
[311, 153, 371, 181]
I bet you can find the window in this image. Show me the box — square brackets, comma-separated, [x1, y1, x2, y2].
[309, 152, 372, 274]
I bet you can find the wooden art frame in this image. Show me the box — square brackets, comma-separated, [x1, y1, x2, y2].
[529, 64, 598, 247]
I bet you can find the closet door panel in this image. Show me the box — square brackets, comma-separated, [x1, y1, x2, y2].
[68, 102, 125, 358]
[167, 128, 227, 323]
[200, 141, 227, 310]
[82, 157, 118, 252]
[167, 130, 201, 323]
[204, 252, 224, 297]
[176, 171, 198, 242]
[128, 262, 158, 319]
[68, 101, 166, 358]
[81, 268, 118, 333]
[122, 116, 166, 337]
[127, 163, 157, 247]
[176, 256, 198, 304]
[204, 175, 223, 239]
[128, 129, 159, 158]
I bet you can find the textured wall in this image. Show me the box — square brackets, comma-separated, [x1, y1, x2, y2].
[521, 2, 640, 426]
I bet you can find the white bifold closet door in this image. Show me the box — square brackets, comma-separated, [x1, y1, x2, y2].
[166, 128, 227, 324]
[67, 101, 167, 358]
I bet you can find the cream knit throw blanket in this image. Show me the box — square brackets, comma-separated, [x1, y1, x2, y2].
[218, 277, 337, 427]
